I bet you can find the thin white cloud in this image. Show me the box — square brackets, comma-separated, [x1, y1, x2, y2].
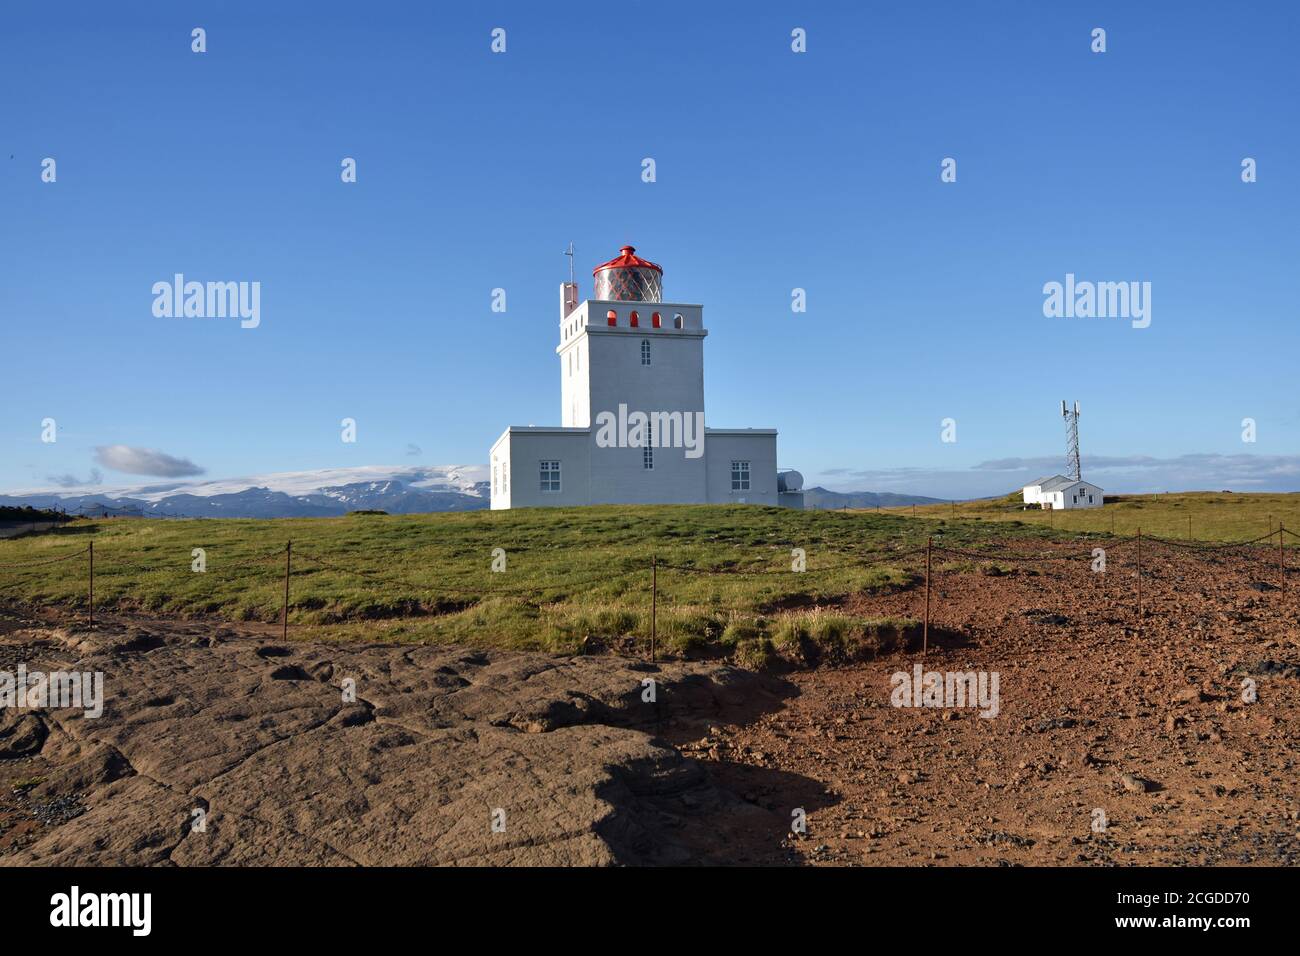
[44, 468, 103, 488]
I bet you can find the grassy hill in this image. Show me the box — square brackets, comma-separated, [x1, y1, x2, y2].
[0, 495, 1294, 656]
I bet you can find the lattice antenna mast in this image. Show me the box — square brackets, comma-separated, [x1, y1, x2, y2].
[1062, 400, 1081, 481]
[564, 242, 575, 285]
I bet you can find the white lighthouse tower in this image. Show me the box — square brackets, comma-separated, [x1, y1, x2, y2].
[489, 245, 801, 510]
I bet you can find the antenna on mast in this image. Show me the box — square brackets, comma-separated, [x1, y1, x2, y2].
[1062, 400, 1082, 481]
[563, 242, 575, 285]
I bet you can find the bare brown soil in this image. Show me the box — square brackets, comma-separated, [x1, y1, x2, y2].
[696, 538, 1300, 864]
[1, 537, 1296, 866]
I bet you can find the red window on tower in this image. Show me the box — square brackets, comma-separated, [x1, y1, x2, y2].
[629, 310, 639, 327]
[606, 310, 617, 326]
[651, 312, 661, 328]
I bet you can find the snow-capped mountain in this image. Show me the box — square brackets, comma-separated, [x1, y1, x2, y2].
[0, 465, 490, 518]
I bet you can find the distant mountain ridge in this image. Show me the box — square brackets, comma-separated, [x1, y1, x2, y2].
[1, 467, 944, 518]
[801, 487, 946, 510]
[0, 466, 491, 519]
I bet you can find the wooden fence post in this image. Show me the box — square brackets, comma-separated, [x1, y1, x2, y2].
[282, 541, 292, 641]
[923, 536, 932, 656]
[650, 555, 657, 662]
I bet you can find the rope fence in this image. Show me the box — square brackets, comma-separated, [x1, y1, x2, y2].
[0, 524, 1293, 660]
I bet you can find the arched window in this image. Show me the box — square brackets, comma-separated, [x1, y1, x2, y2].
[607, 309, 617, 326]
[641, 339, 651, 366]
[629, 310, 639, 327]
[673, 313, 684, 329]
[651, 312, 661, 328]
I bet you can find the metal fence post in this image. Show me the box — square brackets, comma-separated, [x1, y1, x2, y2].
[923, 536, 932, 656]
[1136, 528, 1142, 636]
[650, 555, 657, 662]
[282, 540, 292, 641]
[1280, 525, 1286, 595]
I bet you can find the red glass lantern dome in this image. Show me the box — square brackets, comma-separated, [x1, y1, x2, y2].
[593, 245, 663, 303]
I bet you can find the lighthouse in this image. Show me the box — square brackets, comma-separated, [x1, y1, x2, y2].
[489, 245, 802, 510]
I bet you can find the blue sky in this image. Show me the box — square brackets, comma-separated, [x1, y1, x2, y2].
[2, 0, 1297, 499]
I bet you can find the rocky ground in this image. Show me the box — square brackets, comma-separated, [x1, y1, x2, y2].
[0, 608, 800, 866]
[0, 536, 1296, 866]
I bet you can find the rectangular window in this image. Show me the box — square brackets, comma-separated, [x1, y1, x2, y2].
[641, 340, 651, 366]
[493, 463, 498, 495]
[643, 445, 653, 470]
[540, 460, 561, 493]
[503, 463, 508, 494]
[730, 460, 750, 492]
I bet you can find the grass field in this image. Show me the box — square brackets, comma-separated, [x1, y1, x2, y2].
[881, 490, 1300, 542]
[0, 494, 1295, 655]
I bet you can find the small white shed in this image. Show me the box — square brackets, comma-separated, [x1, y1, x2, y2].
[1024, 475, 1103, 510]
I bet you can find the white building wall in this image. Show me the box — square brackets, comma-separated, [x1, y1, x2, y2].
[491, 278, 790, 509]
[491, 429, 590, 509]
[587, 440, 707, 504]
[1058, 481, 1103, 509]
[489, 431, 512, 510]
[705, 431, 778, 505]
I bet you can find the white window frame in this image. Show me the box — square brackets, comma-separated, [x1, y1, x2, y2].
[540, 460, 561, 493]
[730, 460, 750, 492]
[641, 339, 651, 366]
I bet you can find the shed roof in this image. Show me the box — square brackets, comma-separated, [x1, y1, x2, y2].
[1039, 475, 1078, 492]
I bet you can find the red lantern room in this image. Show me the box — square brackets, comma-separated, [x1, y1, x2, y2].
[593, 245, 663, 303]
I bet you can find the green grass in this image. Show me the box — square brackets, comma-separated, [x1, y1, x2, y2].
[883, 491, 1300, 543]
[0, 504, 1040, 653]
[0, 496, 1293, 655]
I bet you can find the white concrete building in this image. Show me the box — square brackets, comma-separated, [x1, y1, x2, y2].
[1022, 474, 1103, 510]
[490, 245, 801, 510]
